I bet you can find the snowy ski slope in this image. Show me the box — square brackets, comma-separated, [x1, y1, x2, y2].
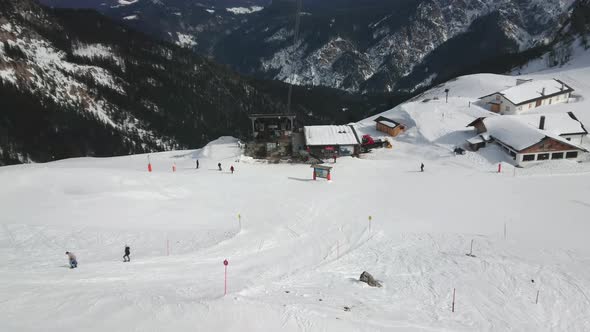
[2, 52, 590, 331]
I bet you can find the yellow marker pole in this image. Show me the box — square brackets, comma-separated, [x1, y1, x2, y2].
[238, 214, 242, 229]
[368, 216, 372, 233]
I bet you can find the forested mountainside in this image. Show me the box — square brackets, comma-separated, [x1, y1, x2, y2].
[0, 0, 395, 165]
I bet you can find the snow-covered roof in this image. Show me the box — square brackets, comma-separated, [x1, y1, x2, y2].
[304, 125, 360, 146]
[374, 116, 401, 128]
[481, 79, 573, 106]
[516, 112, 587, 136]
[467, 136, 485, 144]
[482, 117, 545, 151]
[480, 116, 586, 152]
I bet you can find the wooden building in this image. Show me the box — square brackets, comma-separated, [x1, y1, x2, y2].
[466, 113, 587, 165]
[479, 79, 574, 114]
[374, 116, 406, 137]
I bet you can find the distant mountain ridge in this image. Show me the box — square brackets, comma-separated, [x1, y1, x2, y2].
[0, 0, 397, 165]
[39, 0, 578, 93]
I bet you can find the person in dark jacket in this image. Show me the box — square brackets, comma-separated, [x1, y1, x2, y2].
[420, 163, 424, 172]
[123, 245, 130, 262]
[230, 165, 235, 174]
[196, 160, 199, 169]
[65, 251, 77, 269]
[218, 163, 222, 171]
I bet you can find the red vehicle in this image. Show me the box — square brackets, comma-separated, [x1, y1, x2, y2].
[361, 134, 387, 152]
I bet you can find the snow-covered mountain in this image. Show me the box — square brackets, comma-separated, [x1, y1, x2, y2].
[0, 0, 398, 165]
[38, 0, 271, 53]
[40, 0, 579, 93]
[39, 0, 270, 9]
[0, 0, 287, 164]
[2, 35, 590, 330]
[512, 0, 590, 74]
[218, 0, 577, 93]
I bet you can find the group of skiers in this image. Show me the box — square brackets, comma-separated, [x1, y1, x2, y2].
[217, 163, 235, 173]
[193, 160, 234, 174]
[65, 245, 131, 269]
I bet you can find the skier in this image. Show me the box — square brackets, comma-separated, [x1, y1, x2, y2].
[218, 163, 222, 171]
[420, 163, 424, 172]
[230, 165, 235, 174]
[196, 160, 199, 169]
[123, 245, 131, 262]
[333, 154, 337, 163]
[65, 251, 77, 269]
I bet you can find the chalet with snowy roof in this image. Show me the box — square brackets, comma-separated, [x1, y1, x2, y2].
[479, 79, 574, 114]
[304, 125, 361, 158]
[466, 112, 587, 165]
[374, 116, 406, 137]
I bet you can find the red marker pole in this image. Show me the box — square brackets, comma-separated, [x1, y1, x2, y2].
[498, 163, 502, 173]
[223, 259, 229, 296]
[147, 155, 152, 172]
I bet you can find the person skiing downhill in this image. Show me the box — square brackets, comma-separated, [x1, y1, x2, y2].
[196, 160, 199, 169]
[230, 165, 235, 174]
[65, 251, 77, 269]
[218, 163, 222, 171]
[420, 163, 424, 172]
[123, 245, 131, 262]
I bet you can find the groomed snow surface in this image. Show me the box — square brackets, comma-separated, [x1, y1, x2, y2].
[2, 48, 590, 331]
[2, 136, 590, 331]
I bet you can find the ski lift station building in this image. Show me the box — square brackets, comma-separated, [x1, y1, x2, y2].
[304, 125, 361, 158]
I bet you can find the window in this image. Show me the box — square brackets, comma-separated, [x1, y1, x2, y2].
[510, 151, 516, 158]
[529, 103, 533, 109]
[537, 153, 550, 160]
[505, 106, 510, 112]
[566, 137, 571, 141]
[552, 152, 564, 160]
[339, 146, 354, 156]
[522, 154, 535, 161]
[496, 95, 501, 101]
[549, 98, 552, 104]
[566, 151, 578, 159]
